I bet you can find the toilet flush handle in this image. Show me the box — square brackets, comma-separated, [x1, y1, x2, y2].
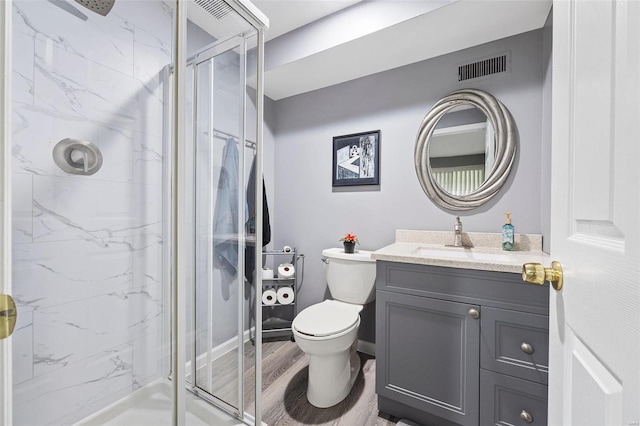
[321, 256, 329, 264]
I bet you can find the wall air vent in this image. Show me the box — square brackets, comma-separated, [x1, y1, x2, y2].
[458, 52, 510, 82]
[195, 0, 232, 20]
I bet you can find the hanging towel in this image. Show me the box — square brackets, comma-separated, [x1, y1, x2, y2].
[245, 156, 271, 284]
[213, 138, 247, 276]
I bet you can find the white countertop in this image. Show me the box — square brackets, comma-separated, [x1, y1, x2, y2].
[372, 230, 550, 274]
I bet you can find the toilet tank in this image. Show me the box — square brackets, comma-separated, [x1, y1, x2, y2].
[322, 248, 377, 305]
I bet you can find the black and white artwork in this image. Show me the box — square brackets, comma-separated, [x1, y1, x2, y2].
[332, 130, 380, 187]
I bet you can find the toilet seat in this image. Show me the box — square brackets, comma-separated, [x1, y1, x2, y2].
[293, 300, 360, 337]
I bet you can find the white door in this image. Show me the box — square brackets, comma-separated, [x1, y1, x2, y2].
[549, 0, 640, 425]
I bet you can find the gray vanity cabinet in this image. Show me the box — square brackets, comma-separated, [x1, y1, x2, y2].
[376, 261, 549, 426]
[376, 290, 480, 426]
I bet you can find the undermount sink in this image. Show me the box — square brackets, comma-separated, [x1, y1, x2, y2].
[411, 247, 511, 262]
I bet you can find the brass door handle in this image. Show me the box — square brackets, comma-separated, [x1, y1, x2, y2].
[0, 294, 17, 340]
[522, 261, 563, 291]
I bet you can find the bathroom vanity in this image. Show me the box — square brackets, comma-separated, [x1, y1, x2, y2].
[373, 231, 550, 426]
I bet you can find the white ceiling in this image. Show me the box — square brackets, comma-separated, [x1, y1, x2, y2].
[252, 0, 362, 41]
[253, 0, 552, 101]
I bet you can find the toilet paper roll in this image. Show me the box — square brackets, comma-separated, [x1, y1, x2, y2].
[277, 263, 295, 278]
[283, 245, 292, 253]
[262, 289, 277, 305]
[261, 268, 274, 280]
[277, 287, 295, 305]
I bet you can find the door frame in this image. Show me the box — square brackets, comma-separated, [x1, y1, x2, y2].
[0, 0, 12, 424]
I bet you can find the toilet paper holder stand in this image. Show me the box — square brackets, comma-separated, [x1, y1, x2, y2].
[254, 248, 305, 342]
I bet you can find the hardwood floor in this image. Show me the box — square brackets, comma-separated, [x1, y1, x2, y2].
[259, 341, 398, 426]
[203, 340, 399, 425]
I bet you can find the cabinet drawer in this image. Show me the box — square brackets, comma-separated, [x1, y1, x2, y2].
[481, 307, 549, 384]
[376, 262, 549, 315]
[480, 370, 548, 426]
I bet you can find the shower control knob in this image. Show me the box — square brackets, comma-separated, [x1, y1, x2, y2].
[53, 138, 103, 176]
[468, 308, 480, 319]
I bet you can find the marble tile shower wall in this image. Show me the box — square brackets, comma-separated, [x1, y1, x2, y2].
[11, 1, 172, 424]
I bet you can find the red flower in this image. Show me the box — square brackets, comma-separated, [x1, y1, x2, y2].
[339, 233, 359, 244]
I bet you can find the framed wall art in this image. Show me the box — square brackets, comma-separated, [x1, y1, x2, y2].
[332, 130, 380, 187]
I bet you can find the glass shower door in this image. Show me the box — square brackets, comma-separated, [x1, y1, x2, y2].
[6, 0, 177, 423]
[185, 28, 259, 419]
[1, 0, 266, 423]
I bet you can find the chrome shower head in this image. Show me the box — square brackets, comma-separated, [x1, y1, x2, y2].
[73, 0, 115, 16]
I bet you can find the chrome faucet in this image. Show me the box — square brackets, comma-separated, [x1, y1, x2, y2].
[454, 216, 463, 247]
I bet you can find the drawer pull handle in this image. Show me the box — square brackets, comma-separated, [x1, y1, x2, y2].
[468, 308, 480, 319]
[520, 410, 533, 423]
[521, 342, 534, 354]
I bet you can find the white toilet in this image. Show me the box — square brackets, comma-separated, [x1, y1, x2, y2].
[292, 247, 376, 408]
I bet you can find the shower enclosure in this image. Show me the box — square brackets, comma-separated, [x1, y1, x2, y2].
[0, 0, 267, 424]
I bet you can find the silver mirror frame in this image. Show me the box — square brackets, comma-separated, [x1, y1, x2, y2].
[414, 89, 516, 211]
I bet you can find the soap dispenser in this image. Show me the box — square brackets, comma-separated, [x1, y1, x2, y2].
[502, 212, 515, 251]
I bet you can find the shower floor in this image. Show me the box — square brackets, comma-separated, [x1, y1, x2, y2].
[76, 380, 244, 426]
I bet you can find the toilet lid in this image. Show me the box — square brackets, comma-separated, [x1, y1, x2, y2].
[293, 300, 359, 337]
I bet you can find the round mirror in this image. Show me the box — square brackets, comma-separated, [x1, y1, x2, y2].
[429, 105, 493, 196]
[414, 89, 516, 210]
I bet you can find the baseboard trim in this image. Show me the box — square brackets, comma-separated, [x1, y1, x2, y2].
[357, 339, 375, 357]
[187, 327, 255, 376]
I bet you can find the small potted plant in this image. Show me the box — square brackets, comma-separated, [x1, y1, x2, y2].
[339, 233, 359, 254]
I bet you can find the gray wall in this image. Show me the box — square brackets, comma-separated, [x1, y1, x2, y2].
[247, 89, 277, 252]
[272, 29, 546, 343]
[262, 96, 278, 250]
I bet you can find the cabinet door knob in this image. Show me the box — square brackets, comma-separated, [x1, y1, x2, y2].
[520, 342, 534, 354]
[520, 410, 533, 423]
[468, 308, 480, 319]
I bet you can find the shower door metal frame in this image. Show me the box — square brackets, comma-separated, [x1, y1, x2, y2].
[226, 4, 268, 421]
[172, 0, 188, 424]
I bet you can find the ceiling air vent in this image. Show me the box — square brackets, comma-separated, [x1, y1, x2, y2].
[195, 0, 232, 20]
[458, 53, 509, 82]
